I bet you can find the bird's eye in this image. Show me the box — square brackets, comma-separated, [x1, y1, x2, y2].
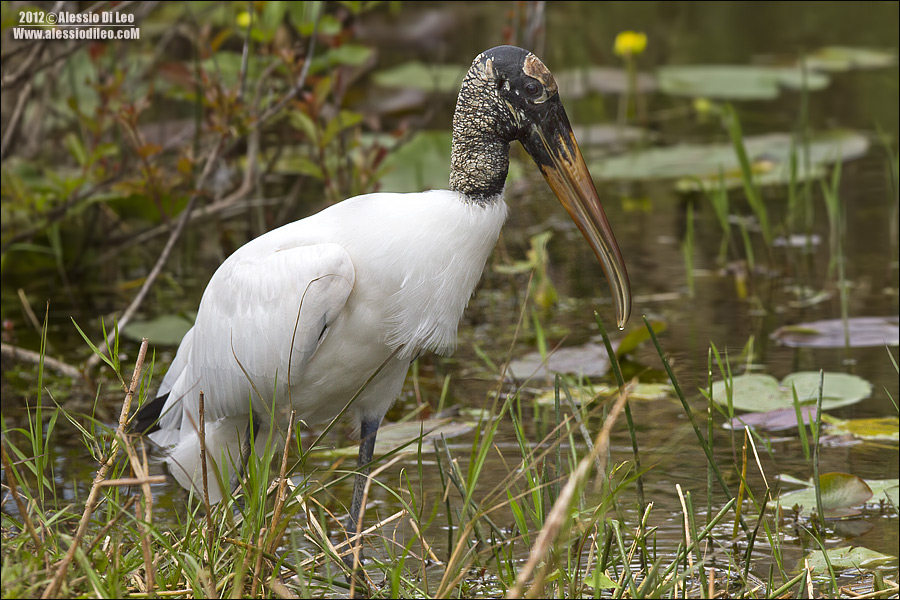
[524, 81, 541, 97]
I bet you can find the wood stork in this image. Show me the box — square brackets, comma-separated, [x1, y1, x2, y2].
[135, 44, 631, 567]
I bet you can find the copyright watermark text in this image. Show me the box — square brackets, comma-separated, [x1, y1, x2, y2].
[13, 10, 140, 41]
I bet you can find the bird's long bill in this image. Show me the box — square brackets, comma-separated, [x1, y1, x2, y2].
[522, 105, 632, 328]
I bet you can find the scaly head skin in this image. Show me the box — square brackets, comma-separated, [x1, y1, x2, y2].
[450, 46, 632, 328]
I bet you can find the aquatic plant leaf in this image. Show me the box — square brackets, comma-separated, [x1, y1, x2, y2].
[822, 415, 900, 441]
[122, 313, 194, 346]
[711, 372, 872, 413]
[314, 418, 474, 458]
[616, 320, 666, 357]
[533, 382, 671, 406]
[590, 131, 868, 189]
[508, 342, 612, 380]
[556, 67, 658, 97]
[783, 372, 873, 408]
[776, 472, 873, 518]
[803, 46, 897, 72]
[571, 124, 651, 149]
[819, 473, 874, 512]
[625, 382, 672, 401]
[372, 61, 467, 93]
[804, 546, 895, 573]
[778, 477, 898, 508]
[871, 479, 899, 508]
[772, 316, 899, 348]
[724, 405, 817, 431]
[658, 65, 830, 100]
[534, 385, 596, 407]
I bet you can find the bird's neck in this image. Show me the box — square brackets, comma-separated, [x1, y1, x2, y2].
[449, 72, 515, 204]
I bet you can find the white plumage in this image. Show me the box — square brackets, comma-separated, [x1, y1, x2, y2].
[149, 191, 508, 502]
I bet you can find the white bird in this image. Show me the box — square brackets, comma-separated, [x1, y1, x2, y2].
[135, 45, 631, 567]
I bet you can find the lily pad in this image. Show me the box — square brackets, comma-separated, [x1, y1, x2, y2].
[533, 382, 671, 406]
[508, 342, 612, 381]
[725, 405, 818, 431]
[556, 67, 658, 97]
[590, 131, 868, 190]
[571, 124, 652, 149]
[820, 473, 873, 515]
[777, 472, 873, 518]
[869, 479, 900, 508]
[772, 317, 899, 348]
[822, 415, 900, 442]
[314, 417, 474, 458]
[534, 385, 597, 407]
[779, 476, 898, 508]
[372, 61, 467, 93]
[123, 313, 194, 346]
[804, 546, 896, 573]
[658, 64, 830, 100]
[803, 46, 897, 72]
[710, 371, 872, 413]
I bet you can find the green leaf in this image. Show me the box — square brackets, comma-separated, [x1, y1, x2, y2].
[323, 44, 374, 67]
[200, 52, 275, 89]
[782, 372, 873, 409]
[589, 130, 868, 190]
[819, 473, 874, 512]
[870, 479, 899, 508]
[320, 110, 364, 148]
[377, 131, 452, 193]
[658, 65, 830, 100]
[64, 133, 88, 167]
[373, 62, 467, 93]
[803, 46, 897, 72]
[533, 382, 670, 406]
[584, 570, 618, 589]
[776, 473, 871, 518]
[273, 154, 324, 179]
[616, 320, 666, 357]
[805, 546, 896, 573]
[288, 110, 319, 145]
[710, 371, 872, 413]
[122, 314, 194, 346]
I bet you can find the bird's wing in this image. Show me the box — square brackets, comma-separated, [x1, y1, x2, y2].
[161, 241, 355, 427]
[148, 326, 195, 431]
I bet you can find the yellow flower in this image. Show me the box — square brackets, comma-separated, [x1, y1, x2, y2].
[614, 31, 648, 57]
[236, 11, 252, 28]
[692, 97, 713, 115]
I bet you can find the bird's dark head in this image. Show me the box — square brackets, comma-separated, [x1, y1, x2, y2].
[452, 46, 632, 328]
[469, 45, 561, 138]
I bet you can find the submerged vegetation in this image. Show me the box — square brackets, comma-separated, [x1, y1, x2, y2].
[2, 1, 898, 598]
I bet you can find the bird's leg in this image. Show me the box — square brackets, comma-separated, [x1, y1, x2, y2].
[344, 415, 380, 577]
[230, 415, 260, 497]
